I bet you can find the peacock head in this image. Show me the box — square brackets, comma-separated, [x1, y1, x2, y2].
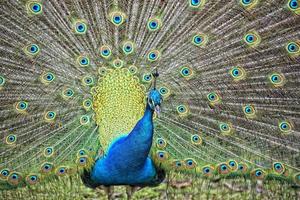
[147, 89, 162, 114]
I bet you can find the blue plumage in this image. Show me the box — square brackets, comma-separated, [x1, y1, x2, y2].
[86, 89, 164, 186]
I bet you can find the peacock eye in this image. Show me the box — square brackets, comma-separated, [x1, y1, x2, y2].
[288, 0, 299, 9]
[279, 121, 292, 133]
[242, 0, 252, 4]
[56, 166, 67, 176]
[78, 149, 87, 156]
[128, 65, 137, 75]
[251, 168, 265, 180]
[287, 42, 299, 53]
[100, 45, 112, 58]
[191, 0, 200, 6]
[147, 18, 161, 31]
[45, 111, 56, 121]
[113, 59, 124, 68]
[16, 101, 28, 112]
[6, 134, 17, 144]
[148, 50, 160, 62]
[25, 44, 40, 56]
[243, 104, 256, 118]
[80, 115, 90, 125]
[27, 2, 43, 14]
[142, 74, 152, 83]
[219, 123, 232, 135]
[41, 162, 53, 173]
[41, 72, 55, 84]
[78, 56, 90, 66]
[0, 75, 5, 86]
[156, 138, 167, 149]
[230, 66, 246, 81]
[122, 41, 134, 55]
[156, 151, 168, 161]
[189, 0, 205, 9]
[26, 174, 38, 185]
[243, 31, 260, 47]
[77, 156, 88, 167]
[82, 76, 94, 86]
[74, 21, 87, 34]
[83, 99, 92, 110]
[192, 33, 207, 46]
[110, 11, 125, 26]
[207, 92, 221, 104]
[44, 147, 54, 157]
[269, 72, 285, 87]
[191, 134, 202, 145]
[273, 162, 284, 174]
[185, 158, 196, 169]
[0, 169, 10, 178]
[176, 105, 189, 116]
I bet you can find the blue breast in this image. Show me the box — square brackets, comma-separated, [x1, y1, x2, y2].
[89, 104, 163, 186]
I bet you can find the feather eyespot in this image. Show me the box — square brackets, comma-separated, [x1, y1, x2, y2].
[77, 56, 90, 67]
[77, 156, 89, 167]
[191, 134, 202, 145]
[82, 76, 94, 86]
[219, 122, 233, 136]
[77, 149, 87, 157]
[44, 111, 56, 122]
[189, 0, 206, 9]
[273, 162, 285, 174]
[148, 50, 161, 62]
[40, 162, 54, 173]
[238, 162, 248, 173]
[286, 41, 300, 57]
[24, 44, 40, 56]
[156, 151, 168, 162]
[142, 73, 152, 83]
[109, 11, 126, 26]
[56, 166, 67, 176]
[27, 2, 43, 15]
[288, 0, 300, 14]
[202, 165, 214, 177]
[172, 160, 184, 170]
[240, 0, 258, 10]
[100, 45, 112, 59]
[156, 138, 167, 149]
[207, 92, 221, 105]
[279, 121, 292, 134]
[228, 160, 238, 171]
[6, 134, 17, 145]
[217, 163, 230, 175]
[128, 65, 137, 75]
[185, 158, 197, 169]
[43, 147, 54, 157]
[176, 104, 189, 117]
[16, 101, 28, 113]
[41, 72, 55, 84]
[192, 33, 207, 47]
[122, 41, 135, 55]
[80, 115, 90, 125]
[83, 99, 92, 110]
[243, 31, 261, 47]
[74, 20, 87, 34]
[180, 66, 194, 79]
[147, 17, 162, 31]
[26, 174, 39, 185]
[0, 169, 10, 180]
[8, 172, 22, 186]
[0, 75, 5, 87]
[230, 66, 246, 81]
[268, 72, 285, 87]
[251, 169, 265, 180]
[113, 59, 124, 68]
[62, 88, 74, 99]
[243, 104, 256, 118]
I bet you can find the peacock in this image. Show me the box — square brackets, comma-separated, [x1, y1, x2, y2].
[0, 0, 300, 199]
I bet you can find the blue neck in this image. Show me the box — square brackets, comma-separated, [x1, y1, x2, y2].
[89, 103, 157, 186]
